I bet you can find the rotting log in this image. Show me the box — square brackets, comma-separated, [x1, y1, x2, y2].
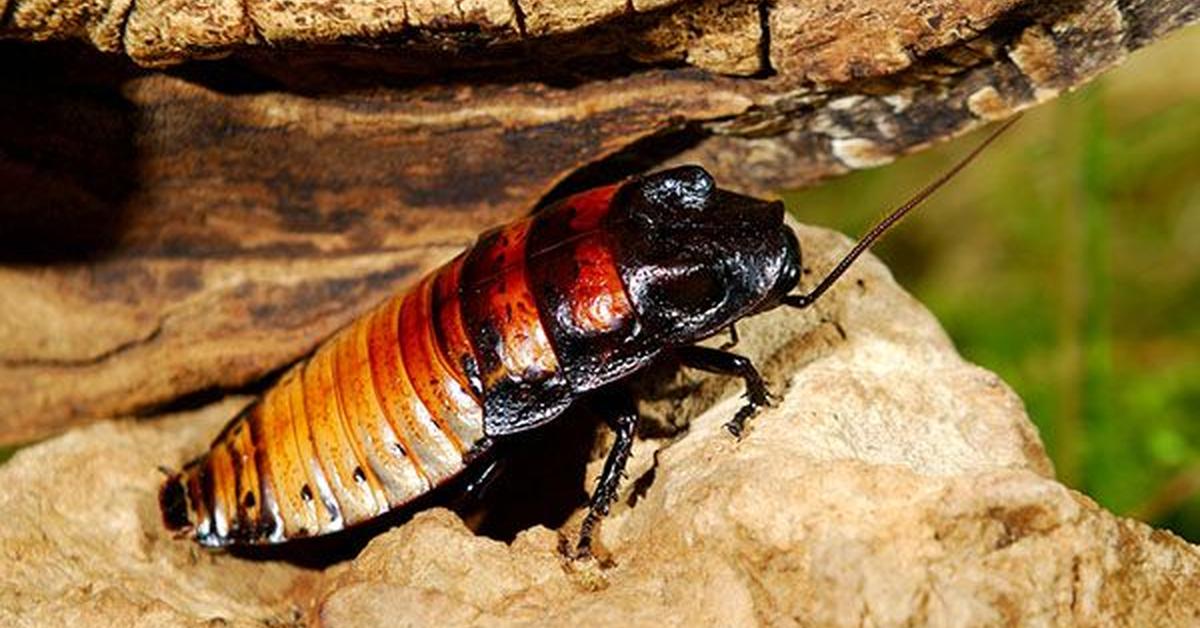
[0, 0, 1195, 443]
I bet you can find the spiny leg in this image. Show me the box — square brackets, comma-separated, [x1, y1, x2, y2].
[575, 390, 639, 558]
[677, 345, 770, 438]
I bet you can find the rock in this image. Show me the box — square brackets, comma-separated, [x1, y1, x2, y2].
[2, 222, 1196, 625]
[0, 397, 321, 626]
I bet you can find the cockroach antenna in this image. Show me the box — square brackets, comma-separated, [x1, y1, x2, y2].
[783, 114, 1022, 310]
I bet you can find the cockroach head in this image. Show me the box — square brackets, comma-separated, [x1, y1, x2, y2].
[626, 164, 715, 226]
[611, 165, 802, 345]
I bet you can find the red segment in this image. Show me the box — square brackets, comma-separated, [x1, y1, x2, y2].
[566, 183, 620, 231]
[461, 218, 560, 389]
[432, 256, 479, 395]
[564, 233, 631, 336]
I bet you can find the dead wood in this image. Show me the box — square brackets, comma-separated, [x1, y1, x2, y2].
[0, 0, 1195, 442]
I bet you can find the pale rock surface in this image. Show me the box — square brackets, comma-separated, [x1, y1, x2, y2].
[0, 396, 321, 626]
[1, 224, 1197, 626]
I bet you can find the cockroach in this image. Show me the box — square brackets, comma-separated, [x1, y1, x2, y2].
[160, 117, 1018, 554]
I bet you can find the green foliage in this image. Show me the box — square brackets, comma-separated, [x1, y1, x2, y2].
[781, 29, 1200, 541]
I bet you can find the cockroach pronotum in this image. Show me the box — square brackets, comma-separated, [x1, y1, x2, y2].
[160, 117, 1019, 554]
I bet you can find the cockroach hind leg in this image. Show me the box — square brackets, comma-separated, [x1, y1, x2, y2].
[563, 524, 616, 571]
[570, 524, 597, 561]
[559, 532, 614, 590]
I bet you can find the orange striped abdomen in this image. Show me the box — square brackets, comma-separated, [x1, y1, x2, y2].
[160, 273, 485, 546]
[160, 181, 639, 546]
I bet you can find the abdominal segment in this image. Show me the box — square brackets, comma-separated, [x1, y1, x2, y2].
[160, 282, 485, 547]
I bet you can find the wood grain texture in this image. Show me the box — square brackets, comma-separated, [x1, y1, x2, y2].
[0, 0, 1194, 443]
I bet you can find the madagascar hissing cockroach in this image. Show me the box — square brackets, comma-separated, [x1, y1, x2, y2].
[159, 117, 1018, 554]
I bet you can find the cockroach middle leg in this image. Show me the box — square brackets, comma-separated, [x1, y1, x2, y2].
[677, 345, 770, 438]
[461, 457, 507, 502]
[575, 391, 639, 558]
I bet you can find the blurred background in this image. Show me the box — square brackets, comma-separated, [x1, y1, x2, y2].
[782, 27, 1199, 541]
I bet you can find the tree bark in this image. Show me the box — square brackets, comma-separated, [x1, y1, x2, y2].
[0, 0, 1195, 443]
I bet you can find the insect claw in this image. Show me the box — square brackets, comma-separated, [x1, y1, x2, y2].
[569, 522, 609, 563]
[723, 400, 762, 439]
[557, 531, 588, 561]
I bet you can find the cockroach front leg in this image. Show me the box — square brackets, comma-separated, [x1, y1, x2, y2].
[575, 391, 639, 558]
[677, 345, 770, 438]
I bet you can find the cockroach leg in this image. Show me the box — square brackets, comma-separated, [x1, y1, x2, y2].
[461, 457, 506, 502]
[719, 323, 740, 350]
[677, 345, 770, 438]
[575, 391, 639, 558]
